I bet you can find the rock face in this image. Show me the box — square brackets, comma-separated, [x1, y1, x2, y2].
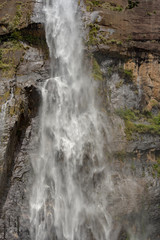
[84, 0, 160, 239]
[0, 1, 49, 238]
[0, 0, 160, 239]
[0, 0, 34, 35]
[0, 41, 49, 238]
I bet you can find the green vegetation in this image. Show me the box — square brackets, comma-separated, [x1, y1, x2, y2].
[146, 12, 152, 16]
[87, 24, 123, 46]
[110, 6, 123, 12]
[85, 0, 101, 11]
[87, 23, 123, 47]
[118, 67, 134, 82]
[106, 65, 133, 81]
[92, 58, 103, 81]
[152, 157, 160, 177]
[116, 108, 138, 121]
[146, 11, 156, 16]
[101, 2, 123, 12]
[0, 2, 32, 32]
[116, 108, 160, 140]
[85, 1, 123, 12]
[107, 39, 122, 45]
[127, 0, 139, 9]
[0, 40, 24, 77]
[87, 23, 100, 45]
[7, 3, 23, 31]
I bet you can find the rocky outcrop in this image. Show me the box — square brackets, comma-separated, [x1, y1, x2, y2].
[0, 1, 49, 238]
[0, 41, 49, 238]
[0, 0, 34, 35]
[84, 0, 160, 239]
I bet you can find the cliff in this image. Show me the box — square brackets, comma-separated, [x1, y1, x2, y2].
[0, 0, 160, 239]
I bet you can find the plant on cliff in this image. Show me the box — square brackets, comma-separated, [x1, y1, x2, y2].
[101, 2, 123, 12]
[127, 0, 139, 9]
[153, 157, 160, 178]
[118, 67, 134, 82]
[116, 108, 160, 140]
[88, 23, 100, 45]
[85, 0, 100, 11]
[0, 40, 24, 77]
[92, 58, 103, 81]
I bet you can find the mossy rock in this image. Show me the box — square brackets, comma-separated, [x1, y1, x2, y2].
[0, 40, 24, 78]
[92, 58, 103, 81]
[116, 108, 160, 140]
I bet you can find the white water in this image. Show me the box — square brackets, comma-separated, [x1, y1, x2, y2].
[30, 1, 145, 240]
[0, 88, 14, 140]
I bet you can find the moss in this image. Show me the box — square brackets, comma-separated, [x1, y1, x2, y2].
[0, 62, 10, 70]
[1, 14, 10, 24]
[87, 23, 123, 47]
[8, 4, 23, 31]
[116, 108, 138, 121]
[3, 91, 10, 100]
[87, 23, 100, 45]
[5, 2, 32, 32]
[110, 6, 123, 12]
[101, 2, 123, 11]
[85, 0, 101, 11]
[116, 108, 160, 140]
[152, 157, 160, 177]
[106, 39, 123, 46]
[10, 31, 23, 41]
[0, 40, 24, 78]
[92, 58, 103, 81]
[118, 67, 134, 82]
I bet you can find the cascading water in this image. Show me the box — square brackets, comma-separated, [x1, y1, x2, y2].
[30, 1, 145, 240]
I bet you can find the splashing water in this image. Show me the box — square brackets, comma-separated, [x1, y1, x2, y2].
[30, 1, 145, 240]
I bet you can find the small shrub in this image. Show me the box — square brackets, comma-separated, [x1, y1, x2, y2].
[118, 67, 134, 82]
[127, 0, 139, 9]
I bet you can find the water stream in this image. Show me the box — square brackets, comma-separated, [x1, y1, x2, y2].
[30, 1, 145, 239]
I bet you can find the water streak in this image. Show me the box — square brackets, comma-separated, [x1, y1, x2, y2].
[0, 88, 14, 140]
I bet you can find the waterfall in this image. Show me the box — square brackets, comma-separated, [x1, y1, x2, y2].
[29, 1, 144, 240]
